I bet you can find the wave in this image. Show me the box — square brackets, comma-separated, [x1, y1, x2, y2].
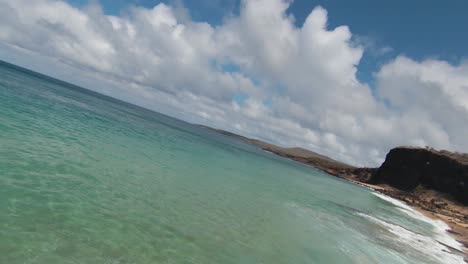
[371, 192, 463, 251]
[355, 212, 464, 264]
[370, 192, 463, 262]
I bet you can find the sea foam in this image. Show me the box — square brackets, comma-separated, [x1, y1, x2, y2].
[356, 212, 464, 264]
[369, 192, 465, 263]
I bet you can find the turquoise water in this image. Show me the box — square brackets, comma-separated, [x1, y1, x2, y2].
[0, 60, 465, 264]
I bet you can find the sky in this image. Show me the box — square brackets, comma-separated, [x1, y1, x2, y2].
[0, 0, 467, 166]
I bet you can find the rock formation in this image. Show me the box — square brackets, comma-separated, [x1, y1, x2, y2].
[370, 147, 468, 204]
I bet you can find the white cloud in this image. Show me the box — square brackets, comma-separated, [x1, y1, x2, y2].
[375, 56, 468, 151]
[0, 0, 467, 166]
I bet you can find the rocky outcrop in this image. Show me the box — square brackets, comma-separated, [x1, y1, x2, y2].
[370, 147, 468, 204]
[324, 167, 376, 182]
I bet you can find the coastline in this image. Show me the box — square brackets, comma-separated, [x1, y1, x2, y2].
[299, 158, 468, 258]
[201, 125, 468, 258]
[288, 152, 468, 260]
[351, 180, 468, 255]
[297, 156, 468, 257]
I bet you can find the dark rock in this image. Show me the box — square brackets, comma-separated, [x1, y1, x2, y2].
[345, 167, 377, 182]
[369, 147, 468, 205]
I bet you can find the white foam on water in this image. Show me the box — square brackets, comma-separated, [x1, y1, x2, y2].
[356, 212, 465, 264]
[371, 192, 464, 252]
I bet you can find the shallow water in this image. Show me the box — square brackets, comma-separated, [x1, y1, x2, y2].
[0, 60, 464, 263]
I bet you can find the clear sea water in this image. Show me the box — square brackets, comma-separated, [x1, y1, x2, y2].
[0, 60, 465, 264]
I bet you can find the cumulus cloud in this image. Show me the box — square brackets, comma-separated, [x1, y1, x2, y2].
[0, 0, 467, 166]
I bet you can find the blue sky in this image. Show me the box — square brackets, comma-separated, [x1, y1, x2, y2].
[2, 0, 468, 165]
[69, 0, 468, 85]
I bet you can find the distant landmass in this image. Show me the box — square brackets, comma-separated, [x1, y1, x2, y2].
[200, 125, 468, 252]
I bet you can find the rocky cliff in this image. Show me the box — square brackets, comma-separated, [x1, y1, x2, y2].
[370, 147, 468, 204]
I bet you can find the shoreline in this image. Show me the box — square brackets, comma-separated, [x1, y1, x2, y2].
[259, 143, 468, 257]
[321, 167, 468, 258]
[311, 163, 468, 256]
[202, 125, 468, 258]
[355, 181, 468, 254]
[252, 142, 468, 257]
[264, 146, 468, 261]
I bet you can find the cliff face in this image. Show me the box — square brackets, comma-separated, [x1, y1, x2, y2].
[370, 147, 468, 204]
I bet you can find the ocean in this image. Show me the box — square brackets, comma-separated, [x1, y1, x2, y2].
[0, 60, 465, 263]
